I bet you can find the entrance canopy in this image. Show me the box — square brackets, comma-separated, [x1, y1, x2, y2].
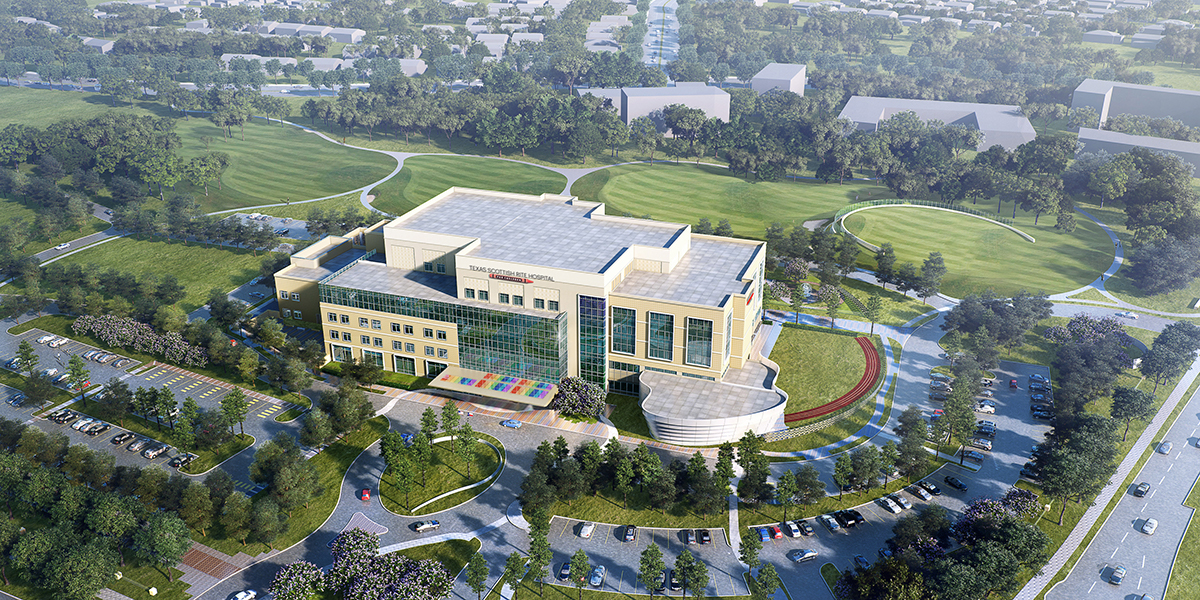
[430, 366, 558, 407]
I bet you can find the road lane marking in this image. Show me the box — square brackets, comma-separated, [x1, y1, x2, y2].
[555, 519, 569, 538]
[1149, 490, 1156, 499]
[1137, 577, 1142, 589]
[1111, 547, 1119, 558]
[1122, 533, 1128, 543]
[1142, 555, 1146, 568]
[1089, 582, 1096, 593]
[1141, 504, 1146, 513]
[1168, 464, 1173, 472]
[1160, 476, 1166, 483]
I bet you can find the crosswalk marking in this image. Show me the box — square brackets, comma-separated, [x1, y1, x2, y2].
[257, 405, 282, 418]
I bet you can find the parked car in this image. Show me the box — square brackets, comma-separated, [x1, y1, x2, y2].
[128, 438, 150, 452]
[654, 571, 667, 592]
[819, 514, 840, 532]
[143, 445, 168, 459]
[589, 566, 606, 588]
[71, 418, 94, 430]
[55, 411, 76, 424]
[579, 522, 595, 539]
[668, 570, 682, 591]
[971, 438, 992, 451]
[944, 476, 968, 492]
[879, 497, 902, 513]
[170, 453, 196, 468]
[40, 368, 59, 378]
[49, 337, 68, 348]
[789, 549, 818, 563]
[698, 529, 712, 544]
[1159, 441, 1173, 454]
[854, 555, 870, 570]
[499, 419, 522, 428]
[1030, 382, 1051, 392]
[361, 489, 370, 501]
[685, 529, 697, 544]
[978, 390, 994, 398]
[36, 334, 54, 344]
[624, 525, 637, 542]
[1030, 374, 1048, 383]
[1134, 482, 1151, 497]
[976, 426, 997, 438]
[1020, 467, 1041, 481]
[785, 521, 801, 537]
[962, 450, 985, 462]
[87, 423, 111, 436]
[1032, 409, 1054, 420]
[114, 359, 131, 368]
[878, 548, 894, 559]
[768, 525, 783, 539]
[757, 527, 771, 542]
[557, 563, 571, 581]
[930, 373, 953, 383]
[98, 354, 117, 363]
[234, 592, 257, 600]
[1009, 379, 1018, 388]
[795, 520, 814, 536]
[1030, 393, 1050, 403]
[975, 404, 996, 414]
[414, 520, 441, 533]
[907, 485, 932, 500]
[977, 420, 997, 429]
[919, 480, 942, 496]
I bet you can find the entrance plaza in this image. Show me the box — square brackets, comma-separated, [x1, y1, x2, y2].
[273, 187, 784, 445]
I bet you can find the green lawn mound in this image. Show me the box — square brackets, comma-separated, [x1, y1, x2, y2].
[172, 117, 397, 213]
[770, 326, 868, 417]
[845, 207, 1113, 298]
[7, 236, 264, 313]
[550, 487, 728, 530]
[570, 162, 892, 238]
[371, 155, 567, 216]
[380, 436, 501, 515]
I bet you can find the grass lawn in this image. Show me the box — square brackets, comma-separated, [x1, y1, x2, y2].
[9, 315, 312, 410]
[570, 163, 892, 238]
[889, 339, 902, 365]
[768, 326, 869, 415]
[841, 278, 930, 327]
[844, 207, 1113, 298]
[764, 376, 893, 454]
[1064, 288, 1116, 304]
[196, 416, 389, 556]
[551, 486, 729, 530]
[249, 192, 365, 221]
[1106, 270, 1200, 315]
[380, 435, 502, 514]
[66, 398, 253, 474]
[740, 453, 943, 527]
[0, 195, 110, 256]
[12, 236, 265, 313]
[170, 117, 396, 213]
[369, 155, 566, 216]
[0, 87, 169, 128]
[607, 392, 652, 441]
[820, 563, 841, 591]
[105, 559, 189, 600]
[1167, 474, 1200, 598]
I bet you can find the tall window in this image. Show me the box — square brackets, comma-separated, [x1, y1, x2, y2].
[578, 296, 607, 385]
[686, 318, 713, 368]
[610, 307, 636, 355]
[648, 313, 674, 361]
[725, 312, 733, 360]
[331, 345, 353, 362]
[394, 355, 415, 375]
[362, 349, 383, 368]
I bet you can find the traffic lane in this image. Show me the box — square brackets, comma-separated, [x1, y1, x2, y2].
[31, 228, 120, 262]
[1046, 390, 1200, 600]
[548, 517, 746, 596]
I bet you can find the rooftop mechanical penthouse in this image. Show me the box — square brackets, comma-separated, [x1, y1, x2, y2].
[274, 188, 786, 445]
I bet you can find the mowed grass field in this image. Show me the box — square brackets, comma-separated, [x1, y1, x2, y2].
[845, 207, 1114, 297]
[570, 162, 893, 238]
[0, 87, 168, 127]
[769, 326, 868, 416]
[172, 118, 397, 213]
[370, 155, 567, 216]
[16, 237, 263, 312]
[0, 195, 109, 255]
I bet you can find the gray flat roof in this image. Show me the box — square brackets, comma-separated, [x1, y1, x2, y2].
[613, 238, 757, 307]
[1076, 77, 1200, 99]
[622, 85, 728, 97]
[839, 96, 1036, 150]
[323, 259, 549, 317]
[754, 62, 806, 80]
[1079, 127, 1200, 153]
[641, 361, 783, 420]
[280, 248, 368, 281]
[399, 192, 685, 274]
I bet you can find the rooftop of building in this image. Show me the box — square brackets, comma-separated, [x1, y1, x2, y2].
[1075, 78, 1200, 99]
[753, 62, 807, 80]
[392, 189, 761, 308]
[640, 360, 783, 420]
[1078, 127, 1200, 152]
[279, 248, 370, 282]
[839, 96, 1035, 136]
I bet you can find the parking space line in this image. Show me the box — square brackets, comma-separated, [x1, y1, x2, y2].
[556, 518, 570, 538]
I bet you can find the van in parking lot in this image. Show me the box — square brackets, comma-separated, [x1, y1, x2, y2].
[36, 335, 54, 344]
[143, 445, 168, 459]
[127, 438, 150, 452]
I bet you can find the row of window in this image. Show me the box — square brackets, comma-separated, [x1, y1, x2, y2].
[282, 309, 302, 320]
[462, 288, 560, 311]
[328, 330, 450, 358]
[610, 308, 714, 368]
[331, 344, 448, 377]
[423, 262, 448, 274]
[280, 292, 300, 302]
[326, 313, 449, 340]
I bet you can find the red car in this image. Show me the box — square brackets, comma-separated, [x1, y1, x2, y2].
[769, 526, 783, 539]
[361, 489, 370, 501]
[1009, 379, 1018, 389]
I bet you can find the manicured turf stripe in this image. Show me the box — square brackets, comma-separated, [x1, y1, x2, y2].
[784, 336, 880, 423]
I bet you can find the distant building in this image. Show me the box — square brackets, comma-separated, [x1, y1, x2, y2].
[327, 27, 366, 44]
[1082, 29, 1123, 44]
[1131, 33, 1164, 49]
[751, 63, 807, 96]
[1072, 79, 1200, 128]
[838, 96, 1036, 150]
[81, 37, 115, 53]
[1077, 128, 1200, 174]
[613, 84, 730, 125]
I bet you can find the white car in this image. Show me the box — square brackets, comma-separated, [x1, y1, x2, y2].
[234, 592, 257, 600]
[1142, 518, 1158, 535]
[36, 334, 54, 344]
[786, 521, 801, 536]
[71, 418, 94, 430]
[879, 497, 902, 514]
[889, 494, 912, 509]
[54, 242, 70, 250]
[579, 522, 595, 539]
[975, 403, 996, 414]
[1117, 311, 1138, 319]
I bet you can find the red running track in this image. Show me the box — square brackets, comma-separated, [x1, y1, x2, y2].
[784, 336, 881, 423]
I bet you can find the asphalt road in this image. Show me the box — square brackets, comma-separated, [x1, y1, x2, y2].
[1046, 383, 1200, 600]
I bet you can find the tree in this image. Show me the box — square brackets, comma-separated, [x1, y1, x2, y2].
[441, 400, 460, 444]
[639, 544, 666, 596]
[14, 340, 37, 376]
[776, 469, 799, 520]
[1141, 321, 1200, 392]
[863, 294, 884, 335]
[497, 552, 526, 596]
[133, 513, 192, 581]
[569, 549, 590, 600]
[794, 464, 826, 505]
[754, 563, 781, 600]
[647, 465, 676, 515]
[879, 441, 899, 486]
[299, 408, 333, 447]
[180, 482, 214, 535]
[850, 444, 883, 494]
[682, 549, 708, 599]
[221, 492, 253, 545]
[420, 407, 439, 440]
[917, 252, 947, 304]
[65, 354, 90, 396]
[411, 431, 432, 486]
[251, 499, 285, 549]
[632, 116, 663, 162]
[1041, 446, 1112, 525]
[221, 387, 250, 436]
[739, 533, 762, 569]
[1127, 236, 1200, 296]
[615, 454, 635, 508]
[466, 552, 489, 600]
[834, 453, 853, 498]
[1110, 387, 1156, 441]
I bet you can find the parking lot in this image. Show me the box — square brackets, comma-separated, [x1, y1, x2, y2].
[2, 328, 143, 393]
[232, 212, 311, 240]
[547, 517, 748, 596]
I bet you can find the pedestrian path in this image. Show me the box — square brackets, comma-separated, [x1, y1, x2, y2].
[385, 389, 613, 439]
[177, 542, 272, 596]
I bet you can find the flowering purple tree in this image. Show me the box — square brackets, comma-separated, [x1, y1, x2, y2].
[1001, 487, 1041, 520]
[951, 498, 1012, 544]
[1044, 314, 1135, 348]
[269, 561, 324, 600]
[909, 535, 945, 561]
[327, 528, 453, 600]
[552, 377, 606, 418]
[72, 314, 208, 367]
